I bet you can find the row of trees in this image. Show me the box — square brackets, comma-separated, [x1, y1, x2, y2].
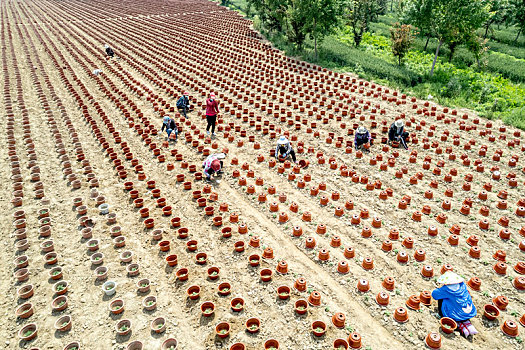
[244, 0, 525, 76]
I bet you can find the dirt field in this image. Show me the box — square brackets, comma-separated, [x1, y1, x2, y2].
[1, 0, 524, 349]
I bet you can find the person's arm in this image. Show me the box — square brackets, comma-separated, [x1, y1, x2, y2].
[431, 287, 447, 300]
[161, 123, 166, 132]
[367, 132, 371, 142]
[214, 101, 220, 114]
[388, 125, 394, 140]
[284, 143, 292, 157]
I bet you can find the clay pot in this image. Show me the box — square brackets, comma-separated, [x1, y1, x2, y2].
[406, 295, 420, 310]
[260, 269, 273, 282]
[16, 302, 34, 319]
[116, 319, 132, 336]
[230, 343, 245, 350]
[248, 254, 260, 267]
[483, 304, 500, 320]
[231, 297, 245, 312]
[263, 247, 274, 259]
[347, 332, 362, 349]
[176, 268, 188, 281]
[493, 295, 509, 310]
[295, 299, 308, 315]
[308, 291, 321, 306]
[201, 301, 215, 317]
[501, 320, 519, 337]
[215, 322, 230, 338]
[276, 260, 288, 274]
[357, 279, 370, 293]
[294, 277, 307, 292]
[53, 280, 69, 295]
[245, 318, 260, 334]
[467, 277, 482, 291]
[18, 323, 37, 341]
[493, 261, 507, 275]
[109, 299, 124, 315]
[264, 339, 280, 349]
[440, 317, 457, 334]
[143, 296, 157, 311]
[332, 312, 346, 328]
[151, 317, 166, 333]
[311, 320, 326, 337]
[393, 307, 409, 323]
[425, 332, 441, 349]
[277, 285, 291, 300]
[187, 285, 201, 300]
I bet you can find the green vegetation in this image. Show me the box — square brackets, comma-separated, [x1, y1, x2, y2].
[225, 0, 525, 129]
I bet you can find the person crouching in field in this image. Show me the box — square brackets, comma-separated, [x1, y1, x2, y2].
[177, 91, 191, 119]
[388, 119, 410, 150]
[354, 126, 371, 152]
[274, 136, 297, 163]
[161, 116, 178, 142]
[432, 271, 478, 338]
[203, 153, 225, 182]
[104, 44, 115, 58]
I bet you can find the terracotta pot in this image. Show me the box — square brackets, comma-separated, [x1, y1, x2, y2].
[116, 319, 132, 336]
[493, 295, 509, 310]
[308, 291, 321, 306]
[248, 254, 260, 267]
[201, 301, 215, 317]
[332, 312, 346, 328]
[440, 317, 457, 334]
[347, 332, 361, 349]
[231, 297, 245, 312]
[493, 261, 507, 275]
[467, 277, 482, 291]
[333, 338, 349, 349]
[230, 343, 245, 350]
[394, 307, 409, 323]
[176, 268, 188, 281]
[406, 295, 420, 310]
[260, 269, 273, 282]
[357, 279, 370, 293]
[151, 317, 166, 333]
[264, 339, 280, 349]
[311, 320, 326, 337]
[246, 318, 260, 334]
[263, 247, 274, 259]
[53, 280, 69, 295]
[513, 276, 525, 290]
[425, 332, 441, 349]
[16, 302, 34, 319]
[501, 320, 519, 337]
[208, 266, 220, 280]
[215, 322, 230, 338]
[18, 323, 37, 341]
[277, 285, 291, 300]
[483, 304, 500, 320]
[143, 296, 157, 311]
[109, 299, 124, 315]
[294, 299, 308, 315]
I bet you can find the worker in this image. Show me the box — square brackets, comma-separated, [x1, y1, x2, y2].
[275, 136, 297, 163]
[161, 116, 178, 141]
[205, 93, 219, 137]
[176, 92, 190, 119]
[432, 271, 478, 338]
[203, 153, 225, 181]
[388, 119, 409, 150]
[354, 126, 371, 151]
[104, 44, 115, 58]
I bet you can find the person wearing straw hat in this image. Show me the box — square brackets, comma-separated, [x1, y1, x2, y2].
[354, 126, 371, 152]
[274, 136, 297, 163]
[161, 116, 178, 142]
[205, 93, 220, 137]
[388, 119, 410, 150]
[203, 153, 226, 182]
[432, 271, 478, 337]
[176, 91, 191, 119]
[104, 44, 115, 58]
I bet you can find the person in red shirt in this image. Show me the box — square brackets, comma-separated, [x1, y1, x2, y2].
[205, 93, 219, 136]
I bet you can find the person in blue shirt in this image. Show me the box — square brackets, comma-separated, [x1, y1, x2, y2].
[354, 126, 371, 152]
[432, 271, 478, 337]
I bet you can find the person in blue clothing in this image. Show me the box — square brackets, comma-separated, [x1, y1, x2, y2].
[161, 116, 178, 142]
[354, 126, 371, 152]
[432, 271, 478, 337]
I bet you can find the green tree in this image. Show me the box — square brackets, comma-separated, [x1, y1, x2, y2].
[427, 0, 488, 76]
[403, 0, 435, 51]
[390, 23, 415, 64]
[285, 0, 309, 50]
[247, 0, 289, 32]
[508, 0, 525, 41]
[482, 0, 509, 38]
[466, 32, 489, 68]
[302, 0, 345, 59]
[346, 0, 380, 47]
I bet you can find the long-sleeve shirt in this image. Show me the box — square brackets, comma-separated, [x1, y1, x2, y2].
[388, 123, 404, 141]
[275, 142, 292, 158]
[161, 119, 177, 132]
[203, 154, 220, 175]
[177, 96, 189, 108]
[106, 47, 114, 57]
[205, 99, 219, 116]
[431, 283, 477, 321]
[354, 131, 371, 146]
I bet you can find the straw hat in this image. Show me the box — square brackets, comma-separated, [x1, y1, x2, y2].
[211, 159, 221, 171]
[395, 119, 404, 128]
[183, 91, 189, 96]
[437, 271, 464, 285]
[277, 136, 288, 145]
[357, 126, 367, 134]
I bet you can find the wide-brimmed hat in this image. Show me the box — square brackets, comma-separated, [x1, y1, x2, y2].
[209, 93, 215, 98]
[395, 119, 404, 127]
[277, 136, 288, 145]
[104, 44, 109, 49]
[211, 159, 221, 171]
[183, 91, 189, 96]
[437, 271, 464, 285]
[357, 126, 367, 134]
